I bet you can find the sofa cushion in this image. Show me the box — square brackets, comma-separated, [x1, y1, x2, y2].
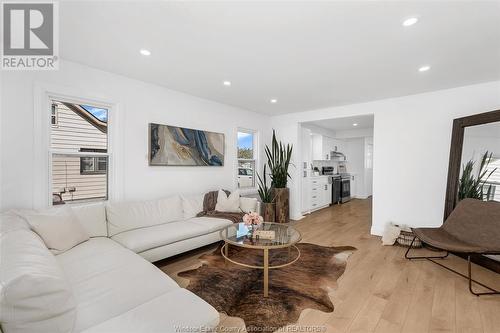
[111, 221, 209, 254]
[72, 202, 108, 237]
[106, 195, 183, 236]
[0, 212, 30, 235]
[81, 289, 219, 333]
[186, 217, 233, 233]
[181, 193, 204, 219]
[56, 237, 179, 332]
[240, 197, 258, 213]
[20, 206, 90, 254]
[0, 229, 76, 333]
[215, 189, 241, 213]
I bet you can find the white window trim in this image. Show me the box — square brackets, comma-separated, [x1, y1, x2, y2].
[236, 127, 259, 194]
[33, 83, 123, 208]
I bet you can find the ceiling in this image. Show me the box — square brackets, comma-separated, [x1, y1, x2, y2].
[304, 115, 374, 132]
[59, 1, 500, 116]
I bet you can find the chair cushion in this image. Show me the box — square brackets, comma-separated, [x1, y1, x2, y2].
[106, 195, 184, 236]
[56, 238, 179, 332]
[0, 229, 76, 333]
[72, 202, 108, 237]
[111, 221, 209, 253]
[186, 217, 233, 233]
[81, 289, 219, 333]
[413, 227, 487, 253]
[442, 198, 500, 252]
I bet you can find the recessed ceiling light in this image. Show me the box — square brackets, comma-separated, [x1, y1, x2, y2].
[140, 49, 151, 56]
[223, 81, 231, 86]
[418, 65, 431, 72]
[402, 17, 418, 27]
[353, 123, 358, 127]
[270, 99, 278, 104]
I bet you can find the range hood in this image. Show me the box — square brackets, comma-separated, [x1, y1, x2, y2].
[330, 151, 347, 160]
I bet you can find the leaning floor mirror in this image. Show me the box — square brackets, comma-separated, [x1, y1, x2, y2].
[444, 109, 500, 271]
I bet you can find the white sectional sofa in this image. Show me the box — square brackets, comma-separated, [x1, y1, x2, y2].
[0, 193, 257, 333]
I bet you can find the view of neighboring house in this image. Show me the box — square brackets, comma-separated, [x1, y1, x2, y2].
[51, 101, 109, 204]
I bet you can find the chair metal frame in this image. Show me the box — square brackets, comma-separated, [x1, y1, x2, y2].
[405, 236, 500, 296]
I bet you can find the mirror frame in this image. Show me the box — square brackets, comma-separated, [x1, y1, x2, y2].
[444, 109, 500, 220]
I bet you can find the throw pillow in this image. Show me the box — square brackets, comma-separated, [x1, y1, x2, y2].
[240, 197, 258, 213]
[215, 189, 241, 213]
[20, 206, 90, 254]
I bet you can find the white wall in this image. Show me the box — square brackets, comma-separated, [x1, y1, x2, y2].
[0, 60, 271, 210]
[344, 138, 366, 198]
[271, 80, 500, 235]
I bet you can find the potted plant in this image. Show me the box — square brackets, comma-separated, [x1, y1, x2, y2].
[257, 165, 275, 222]
[458, 151, 497, 201]
[265, 130, 293, 223]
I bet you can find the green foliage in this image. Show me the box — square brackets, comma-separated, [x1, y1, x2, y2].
[458, 151, 497, 201]
[265, 130, 293, 188]
[257, 165, 273, 203]
[238, 147, 253, 159]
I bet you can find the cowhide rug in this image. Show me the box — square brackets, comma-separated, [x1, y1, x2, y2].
[177, 243, 356, 332]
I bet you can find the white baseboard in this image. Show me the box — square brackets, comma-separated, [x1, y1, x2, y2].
[370, 225, 384, 236]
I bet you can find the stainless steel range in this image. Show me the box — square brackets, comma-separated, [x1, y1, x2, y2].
[322, 167, 350, 204]
[340, 174, 351, 203]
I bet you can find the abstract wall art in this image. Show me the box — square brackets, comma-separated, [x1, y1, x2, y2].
[149, 123, 224, 166]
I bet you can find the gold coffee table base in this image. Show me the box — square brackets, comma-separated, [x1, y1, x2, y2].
[220, 242, 301, 297]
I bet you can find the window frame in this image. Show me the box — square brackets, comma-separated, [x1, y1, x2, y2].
[50, 100, 110, 204]
[236, 128, 259, 191]
[34, 83, 122, 208]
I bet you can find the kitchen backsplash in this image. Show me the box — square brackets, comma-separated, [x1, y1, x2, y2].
[312, 160, 346, 173]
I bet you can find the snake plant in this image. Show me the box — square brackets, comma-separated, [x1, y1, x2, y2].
[458, 151, 497, 201]
[265, 130, 293, 188]
[257, 165, 273, 203]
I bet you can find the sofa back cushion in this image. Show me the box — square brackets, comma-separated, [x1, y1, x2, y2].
[0, 229, 76, 333]
[0, 212, 30, 235]
[106, 195, 183, 236]
[19, 206, 90, 255]
[71, 202, 108, 237]
[181, 194, 204, 219]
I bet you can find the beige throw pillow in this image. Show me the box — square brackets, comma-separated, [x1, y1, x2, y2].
[21, 206, 90, 254]
[215, 190, 241, 213]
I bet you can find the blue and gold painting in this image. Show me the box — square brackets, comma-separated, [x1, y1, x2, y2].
[149, 123, 224, 166]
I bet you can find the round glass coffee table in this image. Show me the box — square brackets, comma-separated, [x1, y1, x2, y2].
[219, 222, 302, 297]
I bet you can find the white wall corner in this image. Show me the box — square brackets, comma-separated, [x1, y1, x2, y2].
[370, 224, 384, 237]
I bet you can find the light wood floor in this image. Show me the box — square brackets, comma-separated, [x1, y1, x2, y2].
[159, 198, 500, 333]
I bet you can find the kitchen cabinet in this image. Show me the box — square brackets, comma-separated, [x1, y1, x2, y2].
[312, 134, 346, 160]
[307, 176, 331, 212]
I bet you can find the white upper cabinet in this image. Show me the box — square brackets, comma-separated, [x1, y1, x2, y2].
[312, 134, 345, 160]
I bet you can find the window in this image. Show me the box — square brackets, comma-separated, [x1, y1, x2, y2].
[237, 129, 257, 188]
[484, 156, 500, 202]
[50, 100, 109, 204]
[80, 156, 107, 174]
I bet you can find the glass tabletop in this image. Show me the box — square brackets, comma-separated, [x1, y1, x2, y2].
[220, 222, 301, 249]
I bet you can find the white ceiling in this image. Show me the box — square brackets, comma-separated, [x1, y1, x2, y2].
[59, 1, 500, 116]
[304, 115, 374, 132]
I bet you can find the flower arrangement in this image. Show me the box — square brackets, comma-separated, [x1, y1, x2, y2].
[242, 212, 263, 226]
